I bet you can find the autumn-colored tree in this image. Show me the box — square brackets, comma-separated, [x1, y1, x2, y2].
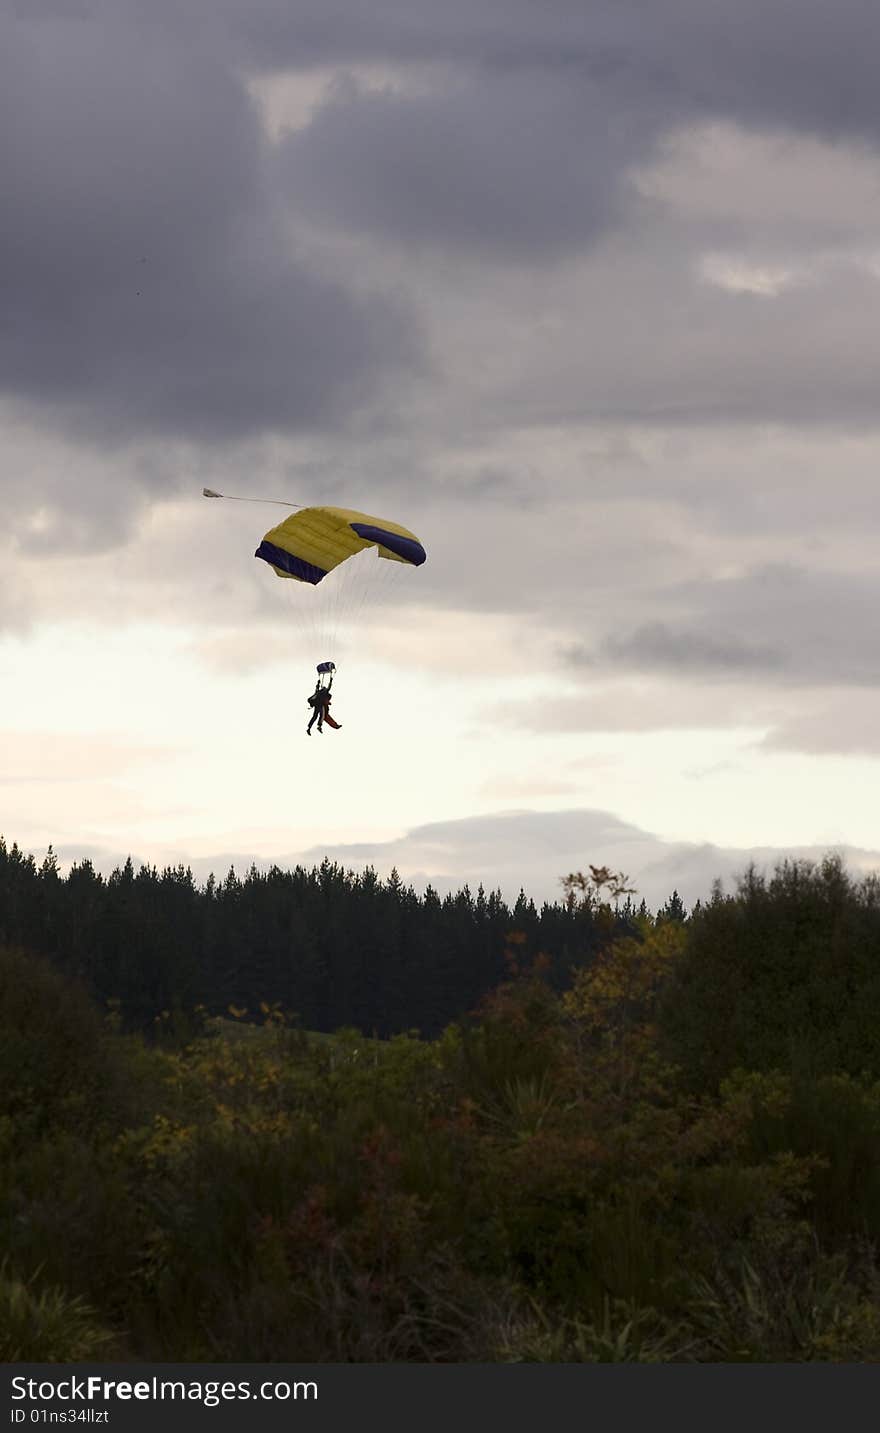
[563, 920, 688, 1102]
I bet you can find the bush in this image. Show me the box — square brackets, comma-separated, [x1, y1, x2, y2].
[0, 945, 125, 1142]
[660, 858, 880, 1090]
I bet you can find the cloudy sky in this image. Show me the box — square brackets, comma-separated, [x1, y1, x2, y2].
[3, 0, 880, 909]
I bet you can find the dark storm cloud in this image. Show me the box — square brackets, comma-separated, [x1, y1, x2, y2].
[5, 0, 880, 442]
[219, 0, 880, 145]
[0, 11, 418, 440]
[631, 0, 880, 141]
[247, 0, 880, 258]
[580, 565, 880, 689]
[600, 624, 786, 676]
[278, 71, 647, 259]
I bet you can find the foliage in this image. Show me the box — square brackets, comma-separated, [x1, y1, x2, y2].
[685, 1245, 880, 1362]
[3, 846, 880, 1361]
[0, 945, 140, 1144]
[660, 855, 880, 1088]
[492, 1295, 688, 1362]
[0, 1264, 116, 1361]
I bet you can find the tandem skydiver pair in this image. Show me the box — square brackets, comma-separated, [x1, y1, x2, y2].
[306, 662, 341, 735]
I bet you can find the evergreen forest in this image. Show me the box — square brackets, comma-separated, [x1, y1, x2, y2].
[0, 839, 635, 1037]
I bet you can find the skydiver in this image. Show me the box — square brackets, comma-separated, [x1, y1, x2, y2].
[322, 689, 342, 731]
[306, 682, 324, 735]
[306, 683, 342, 735]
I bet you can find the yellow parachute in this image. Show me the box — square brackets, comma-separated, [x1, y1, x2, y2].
[203, 489, 426, 669]
[255, 506, 426, 583]
[254, 504, 426, 669]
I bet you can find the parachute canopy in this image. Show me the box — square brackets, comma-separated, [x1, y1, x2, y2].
[255, 506, 426, 586]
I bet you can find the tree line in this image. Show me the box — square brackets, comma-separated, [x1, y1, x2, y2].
[0, 837, 667, 1035]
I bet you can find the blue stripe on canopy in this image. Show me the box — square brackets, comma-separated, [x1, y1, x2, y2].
[349, 523, 427, 566]
[254, 540, 328, 585]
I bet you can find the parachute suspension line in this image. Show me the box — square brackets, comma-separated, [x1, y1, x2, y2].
[282, 545, 416, 670]
[339, 548, 373, 650]
[321, 548, 356, 661]
[324, 548, 410, 667]
[334, 546, 392, 659]
[306, 582, 327, 669]
[340, 556, 366, 650]
[324, 553, 347, 662]
[348, 548, 383, 640]
[367, 553, 413, 658]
